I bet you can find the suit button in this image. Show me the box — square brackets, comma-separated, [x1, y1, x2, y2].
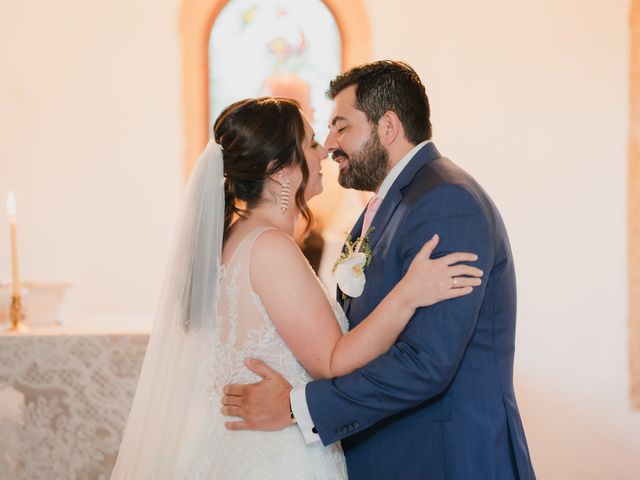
[312, 427, 318, 434]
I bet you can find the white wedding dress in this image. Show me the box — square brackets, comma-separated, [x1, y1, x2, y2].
[172, 227, 348, 479]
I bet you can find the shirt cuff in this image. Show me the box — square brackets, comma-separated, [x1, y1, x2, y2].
[290, 385, 321, 444]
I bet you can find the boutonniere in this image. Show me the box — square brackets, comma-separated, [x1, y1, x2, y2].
[332, 228, 374, 300]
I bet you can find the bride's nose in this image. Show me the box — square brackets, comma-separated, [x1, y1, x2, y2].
[318, 144, 328, 159]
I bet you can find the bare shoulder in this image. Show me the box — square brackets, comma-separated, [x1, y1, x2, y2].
[250, 229, 310, 279]
[253, 229, 300, 259]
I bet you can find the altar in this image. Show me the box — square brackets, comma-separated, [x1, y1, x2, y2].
[0, 317, 151, 480]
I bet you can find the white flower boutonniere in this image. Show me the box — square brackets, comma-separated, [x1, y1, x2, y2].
[332, 229, 374, 300]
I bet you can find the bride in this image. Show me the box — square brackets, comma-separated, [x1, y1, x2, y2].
[110, 97, 481, 479]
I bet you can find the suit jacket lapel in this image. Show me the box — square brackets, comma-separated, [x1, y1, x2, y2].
[366, 188, 402, 251]
[349, 209, 366, 247]
[367, 142, 442, 250]
[339, 141, 442, 317]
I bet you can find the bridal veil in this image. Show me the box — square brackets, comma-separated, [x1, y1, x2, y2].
[110, 140, 224, 479]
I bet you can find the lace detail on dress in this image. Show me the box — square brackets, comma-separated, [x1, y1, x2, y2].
[327, 292, 350, 335]
[176, 228, 347, 479]
[224, 263, 240, 346]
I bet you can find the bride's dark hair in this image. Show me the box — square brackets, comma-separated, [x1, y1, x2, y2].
[213, 97, 313, 239]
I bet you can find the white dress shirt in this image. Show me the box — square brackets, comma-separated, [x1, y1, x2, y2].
[291, 140, 431, 444]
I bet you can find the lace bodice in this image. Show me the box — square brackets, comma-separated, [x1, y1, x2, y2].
[175, 228, 348, 479]
[209, 227, 349, 395]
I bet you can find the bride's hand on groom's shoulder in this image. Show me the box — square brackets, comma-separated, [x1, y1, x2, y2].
[398, 234, 483, 309]
[221, 358, 293, 432]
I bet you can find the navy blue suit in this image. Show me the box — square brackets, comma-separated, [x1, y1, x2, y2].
[306, 143, 535, 479]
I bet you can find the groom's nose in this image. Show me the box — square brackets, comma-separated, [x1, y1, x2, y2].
[324, 128, 338, 152]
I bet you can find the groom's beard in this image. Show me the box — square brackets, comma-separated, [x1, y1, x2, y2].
[336, 131, 389, 192]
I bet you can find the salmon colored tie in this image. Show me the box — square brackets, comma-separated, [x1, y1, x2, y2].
[361, 196, 382, 236]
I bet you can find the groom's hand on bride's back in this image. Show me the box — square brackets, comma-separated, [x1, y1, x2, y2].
[221, 358, 293, 431]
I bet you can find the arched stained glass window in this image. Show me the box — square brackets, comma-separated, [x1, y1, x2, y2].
[209, 0, 341, 140]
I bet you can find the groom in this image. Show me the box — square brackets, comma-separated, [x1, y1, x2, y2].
[222, 60, 536, 479]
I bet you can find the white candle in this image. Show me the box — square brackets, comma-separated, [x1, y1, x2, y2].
[6, 192, 20, 297]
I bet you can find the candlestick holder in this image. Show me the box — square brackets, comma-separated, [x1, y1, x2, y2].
[9, 294, 23, 332]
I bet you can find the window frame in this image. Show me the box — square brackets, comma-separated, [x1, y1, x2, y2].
[630, 0, 640, 409]
[179, 0, 371, 179]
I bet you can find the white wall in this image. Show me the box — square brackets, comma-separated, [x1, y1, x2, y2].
[0, 0, 637, 477]
[0, 0, 182, 317]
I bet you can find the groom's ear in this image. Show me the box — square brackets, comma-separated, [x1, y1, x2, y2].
[377, 110, 402, 146]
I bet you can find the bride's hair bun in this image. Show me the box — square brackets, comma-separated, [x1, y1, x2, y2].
[213, 97, 312, 238]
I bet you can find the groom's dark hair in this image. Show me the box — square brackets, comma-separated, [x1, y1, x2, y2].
[326, 60, 431, 144]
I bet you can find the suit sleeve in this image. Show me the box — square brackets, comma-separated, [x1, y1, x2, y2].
[306, 185, 495, 445]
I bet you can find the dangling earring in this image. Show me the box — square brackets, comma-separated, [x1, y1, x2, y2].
[280, 178, 290, 213]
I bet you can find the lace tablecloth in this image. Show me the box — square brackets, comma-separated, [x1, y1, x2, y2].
[0, 323, 150, 480]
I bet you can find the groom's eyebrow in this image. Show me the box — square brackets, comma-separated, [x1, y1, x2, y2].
[329, 116, 347, 127]
[328, 115, 347, 128]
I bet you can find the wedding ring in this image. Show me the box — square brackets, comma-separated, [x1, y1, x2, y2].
[452, 277, 457, 287]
